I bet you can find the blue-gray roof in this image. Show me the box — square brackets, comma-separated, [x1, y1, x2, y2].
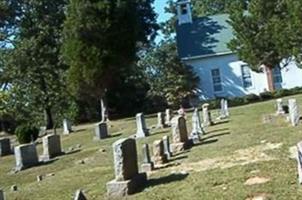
[176, 14, 234, 59]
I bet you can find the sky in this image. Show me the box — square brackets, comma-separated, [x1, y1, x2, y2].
[154, 0, 173, 42]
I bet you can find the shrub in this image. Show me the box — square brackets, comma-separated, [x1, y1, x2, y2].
[15, 124, 39, 144]
[274, 89, 291, 98]
[244, 93, 260, 103]
[229, 97, 245, 107]
[259, 91, 273, 100]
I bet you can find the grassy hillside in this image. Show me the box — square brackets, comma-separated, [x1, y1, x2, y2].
[1, 95, 302, 199]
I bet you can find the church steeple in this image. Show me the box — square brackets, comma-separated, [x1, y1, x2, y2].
[177, 0, 192, 25]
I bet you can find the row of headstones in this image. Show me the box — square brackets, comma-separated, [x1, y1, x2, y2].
[0, 134, 62, 171]
[275, 98, 300, 126]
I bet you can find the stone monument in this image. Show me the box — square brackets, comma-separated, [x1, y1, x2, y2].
[136, 113, 149, 138]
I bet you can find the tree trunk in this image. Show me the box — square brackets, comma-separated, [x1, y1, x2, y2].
[265, 65, 275, 92]
[45, 107, 54, 130]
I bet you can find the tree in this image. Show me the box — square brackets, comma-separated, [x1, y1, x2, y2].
[228, 0, 302, 91]
[139, 41, 200, 108]
[4, 0, 69, 129]
[62, 0, 158, 120]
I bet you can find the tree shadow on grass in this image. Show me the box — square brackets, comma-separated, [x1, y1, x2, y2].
[169, 155, 188, 162]
[202, 131, 230, 141]
[147, 173, 189, 187]
[149, 130, 169, 136]
[213, 120, 230, 126]
[193, 139, 218, 147]
[207, 128, 229, 134]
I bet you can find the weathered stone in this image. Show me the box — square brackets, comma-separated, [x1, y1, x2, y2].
[190, 108, 204, 144]
[202, 103, 213, 127]
[165, 109, 172, 126]
[135, 113, 149, 138]
[276, 98, 285, 115]
[63, 119, 72, 135]
[156, 112, 166, 129]
[141, 144, 154, 172]
[95, 122, 109, 139]
[0, 138, 11, 156]
[162, 135, 172, 159]
[297, 141, 302, 184]
[74, 190, 87, 200]
[106, 138, 147, 198]
[15, 143, 39, 171]
[170, 116, 189, 154]
[288, 99, 300, 126]
[219, 99, 229, 119]
[0, 189, 5, 200]
[152, 140, 167, 166]
[41, 134, 62, 161]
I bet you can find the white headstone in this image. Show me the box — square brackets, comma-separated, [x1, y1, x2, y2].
[165, 109, 172, 126]
[276, 98, 285, 115]
[218, 99, 229, 119]
[190, 108, 204, 144]
[156, 112, 165, 129]
[136, 113, 149, 138]
[288, 99, 300, 126]
[202, 103, 212, 127]
[63, 119, 72, 135]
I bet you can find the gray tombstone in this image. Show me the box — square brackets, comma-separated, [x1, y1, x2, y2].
[170, 116, 189, 154]
[297, 141, 302, 184]
[41, 134, 62, 161]
[165, 109, 172, 126]
[74, 190, 87, 200]
[95, 122, 109, 139]
[190, 108, 204, 144]
[156, 112, 165, 129]
[0, 138, 11, 156]
[0, 189, 4, 200]
[141, 144, 154, 172]
[152, 140, 167, 166]
[135, 113, 149, 138]
[219, 99, 229, 119]
[276, 98, 285, 115]
[15, 143, 39, 171]
[106, 138, 147, 198]
[162, 135, 172, 159]
[202, 103, 213, 127]
[63, 119, 72, 135]
[288, 99, 300, 126]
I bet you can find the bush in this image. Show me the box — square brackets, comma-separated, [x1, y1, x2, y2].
[15, 124, 39, 144]
[274, 89, 291, 98]
[259, 91, 273, 100]
[244, 93, 260, 103]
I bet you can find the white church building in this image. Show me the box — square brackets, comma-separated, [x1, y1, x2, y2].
[176, 0, 302, 100]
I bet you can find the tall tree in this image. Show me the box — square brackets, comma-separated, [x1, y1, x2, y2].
[228, 0, 302, 91]
[4, 0, 68, 129]
[62, 0, 158, 120]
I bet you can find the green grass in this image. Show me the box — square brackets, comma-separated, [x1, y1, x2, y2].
[2, 95, 302, 199]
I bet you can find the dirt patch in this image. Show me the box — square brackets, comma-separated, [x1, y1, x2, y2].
[244, 176, 271, 185]
[169, 143, 282, 173]
[246, 193, 271, 200]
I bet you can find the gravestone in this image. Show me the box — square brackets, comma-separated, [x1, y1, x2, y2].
[162, 135, 172, 159]
[41, 134, 62, 161]
[141, 144, 154, 172]
[190, 108, 204, 144]
[0, 138, 11, 156]
[165, 109, 172, 126]
[74, 190, 87, 200]
[276, 98, 285, 115]
[202, 103, 213, 127]
[0, 189, 4, 200]
[219, 99, 229, 119]
[95, 122, 109, 139]
[15, 143, 39, 171]
[63, 119, 72, 135]
[136, 113, 149, 138]
[288, 99, 300, 126]
[106, 138, 147, 198]
[170, 116, 189, 154]
[156, 112, 165, 129]
[152, 140, 167, 166]
[297, 141, 302, 184]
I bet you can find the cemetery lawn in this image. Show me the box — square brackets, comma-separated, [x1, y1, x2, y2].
[2, 95, 302, 199]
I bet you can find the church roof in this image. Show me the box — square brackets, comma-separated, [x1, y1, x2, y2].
[176, 14, 234, 60]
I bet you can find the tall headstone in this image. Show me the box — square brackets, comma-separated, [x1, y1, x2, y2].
[165, 109, 172, 126]
[219, 99, 229, 119]
[152, 140, 167, 166]
[288, 99, 300, 126]
[202, 103, 213, 127]
[276, 98, 285, 115]
[136, 113, 149, 138]
[95, 122, 109, 139]
[156, 112, 166, 129]
[74, 190, 87, 200]
[297, 141, 302, 184]
[106, 138, 147, 198]
[0, 138, 11, 156]
[63, 119, 72, 135]
[141, 144, 154, 172]
[190, 108, 204, 144]
[41, 134, 62, 161]
[170, 116, 189, 154]
[15, 143, 39, 171]
[0, 189, 4, 200]
[162, 135, 172, 159]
